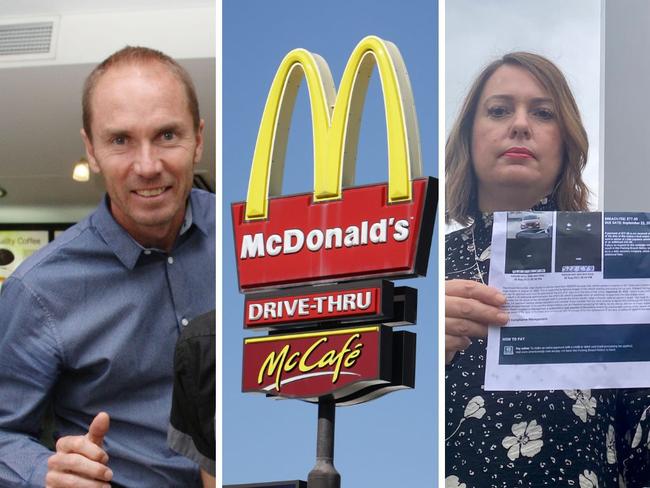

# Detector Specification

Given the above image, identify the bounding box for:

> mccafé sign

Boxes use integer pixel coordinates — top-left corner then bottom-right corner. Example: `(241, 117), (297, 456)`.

(242, 326), (391, 400)
(232, 35), (436, 291)
(236, 36), (435, 402)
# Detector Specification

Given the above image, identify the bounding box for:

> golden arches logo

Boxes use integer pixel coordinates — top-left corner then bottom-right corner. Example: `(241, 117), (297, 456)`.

(245, 35), (422, 220)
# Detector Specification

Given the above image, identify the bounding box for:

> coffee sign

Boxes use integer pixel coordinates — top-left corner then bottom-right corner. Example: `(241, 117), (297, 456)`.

(242, 326), (391, 400)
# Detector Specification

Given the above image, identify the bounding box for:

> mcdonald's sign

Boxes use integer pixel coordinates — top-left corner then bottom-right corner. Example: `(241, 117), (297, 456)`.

(232, 36), (437, 291)
(235, 38), (429, 483)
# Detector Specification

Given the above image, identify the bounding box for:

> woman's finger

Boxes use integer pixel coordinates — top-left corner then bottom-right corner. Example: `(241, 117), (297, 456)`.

(446, 279), (506, 307)
(446, 295), (509, 326)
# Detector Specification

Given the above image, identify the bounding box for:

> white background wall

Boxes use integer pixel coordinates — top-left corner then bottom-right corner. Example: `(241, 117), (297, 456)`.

(602, 0), (650, 211)
(445, 0), (602, 210)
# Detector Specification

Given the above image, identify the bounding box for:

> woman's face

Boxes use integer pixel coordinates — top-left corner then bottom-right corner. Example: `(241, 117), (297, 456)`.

(471, 64), (564, 210)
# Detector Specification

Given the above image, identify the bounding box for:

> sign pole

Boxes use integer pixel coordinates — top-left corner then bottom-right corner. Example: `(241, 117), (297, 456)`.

(307, 400), (340, 488)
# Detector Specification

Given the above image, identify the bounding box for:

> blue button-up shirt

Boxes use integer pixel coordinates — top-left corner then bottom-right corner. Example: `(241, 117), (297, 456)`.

(0, 189), (215, 487)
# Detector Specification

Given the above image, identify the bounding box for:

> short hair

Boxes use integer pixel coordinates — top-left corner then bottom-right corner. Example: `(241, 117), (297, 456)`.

(82, 46), (200, 139)
(446, 51), (590, 225)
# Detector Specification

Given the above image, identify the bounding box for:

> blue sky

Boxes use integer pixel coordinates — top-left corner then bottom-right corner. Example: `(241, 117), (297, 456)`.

(222, 1), (438, 486)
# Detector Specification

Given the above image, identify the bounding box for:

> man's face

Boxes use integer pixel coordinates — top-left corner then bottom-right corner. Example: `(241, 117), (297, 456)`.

(82, 62), (204, 244)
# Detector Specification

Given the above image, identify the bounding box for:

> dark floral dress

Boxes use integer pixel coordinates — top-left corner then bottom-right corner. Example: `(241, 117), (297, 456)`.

(618, 389), (650, 486)
(443, 200), (641, 488)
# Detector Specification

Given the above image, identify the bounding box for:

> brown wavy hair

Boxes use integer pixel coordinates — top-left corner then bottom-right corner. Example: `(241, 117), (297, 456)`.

(446, 52), (590, 225)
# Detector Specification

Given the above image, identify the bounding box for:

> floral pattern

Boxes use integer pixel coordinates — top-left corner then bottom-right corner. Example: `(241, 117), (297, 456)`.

(565, 389), (598, 423)
(447, 395), (487, 441)
(607, 425), (616, 465)
(445, 475), (467, 488)
(501, 420), (544, 461)
(619, 400), (650, 485)
(579, 469), (599, 488)
(464, 395), (486, 420)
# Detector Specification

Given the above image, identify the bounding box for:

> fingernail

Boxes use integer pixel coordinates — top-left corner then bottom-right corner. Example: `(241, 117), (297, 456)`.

(497, 312), (509, 323)
(496, 293), (506, 304)
(104, 468), (113, 480)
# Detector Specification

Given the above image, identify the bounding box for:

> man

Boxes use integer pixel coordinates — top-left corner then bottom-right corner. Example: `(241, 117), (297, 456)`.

(168, 310), (216, 488)
(0, 47), (214, 487)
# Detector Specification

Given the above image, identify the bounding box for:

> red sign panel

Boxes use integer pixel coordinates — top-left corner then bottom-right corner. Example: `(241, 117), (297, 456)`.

(244, 282), (389, 329)
(242, 326), (391, 400)
(232, 177), (436, 291)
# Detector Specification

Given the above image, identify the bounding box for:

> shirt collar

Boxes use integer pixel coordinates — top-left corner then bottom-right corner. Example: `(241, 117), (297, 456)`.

(93, 192), (203, 270)
(92, 196), (141, 269)
(186, 189), (210, 237)
(179, 202), (193, 235)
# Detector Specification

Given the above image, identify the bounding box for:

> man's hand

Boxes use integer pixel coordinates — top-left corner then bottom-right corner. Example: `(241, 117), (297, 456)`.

(201, 469), (216, 488)
(445, 279), (509, 364)
(45, 412), (113, 488)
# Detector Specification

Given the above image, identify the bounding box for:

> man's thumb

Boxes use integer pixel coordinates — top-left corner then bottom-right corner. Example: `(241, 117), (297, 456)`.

(87, 411), (110, 447)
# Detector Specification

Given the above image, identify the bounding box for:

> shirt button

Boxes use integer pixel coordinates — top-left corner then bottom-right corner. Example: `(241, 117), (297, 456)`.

(181, 318), (189, 327)
(167, 256), (174, 264)
(144, 250), (151, 255)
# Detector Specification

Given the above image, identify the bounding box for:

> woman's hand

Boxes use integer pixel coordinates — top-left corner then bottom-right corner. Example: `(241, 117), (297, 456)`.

(445, 279), (509, 364)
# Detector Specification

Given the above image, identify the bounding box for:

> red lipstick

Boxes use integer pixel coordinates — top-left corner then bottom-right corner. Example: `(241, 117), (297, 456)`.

(501, 147), (535, 159)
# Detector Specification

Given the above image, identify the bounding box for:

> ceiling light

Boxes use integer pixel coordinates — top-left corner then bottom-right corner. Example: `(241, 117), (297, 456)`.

(72, 158), (90, 182)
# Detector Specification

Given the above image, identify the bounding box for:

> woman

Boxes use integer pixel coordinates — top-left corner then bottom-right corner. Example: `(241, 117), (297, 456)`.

(444, 52), (620, 487)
